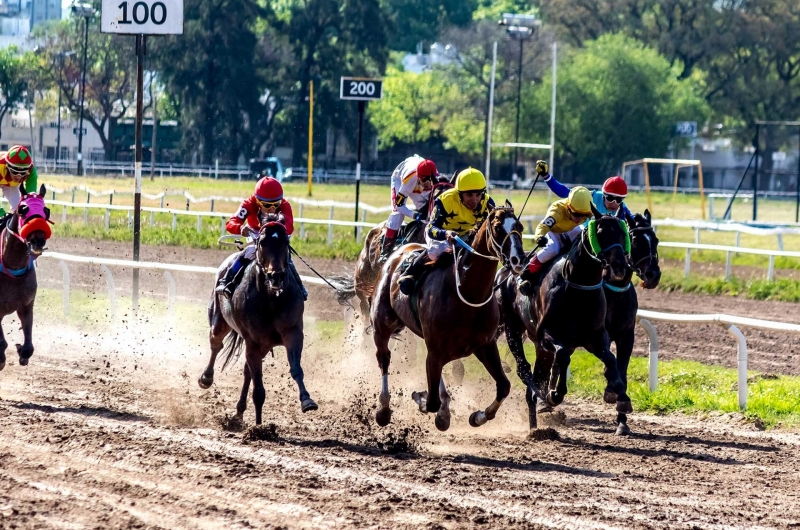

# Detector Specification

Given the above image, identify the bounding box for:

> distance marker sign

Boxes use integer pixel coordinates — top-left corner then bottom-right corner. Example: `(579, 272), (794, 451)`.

(340, 77), (383, 101)
(101, 0), (184, 34)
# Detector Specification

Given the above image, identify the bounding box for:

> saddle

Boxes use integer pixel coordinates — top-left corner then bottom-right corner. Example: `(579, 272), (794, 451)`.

(397, 249), (456, 294)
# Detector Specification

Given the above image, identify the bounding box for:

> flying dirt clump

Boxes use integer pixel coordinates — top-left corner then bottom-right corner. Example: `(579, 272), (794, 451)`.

(244, 423), (281, 442)
(218, 414), (246, 432)
(528, 427), (560, 442)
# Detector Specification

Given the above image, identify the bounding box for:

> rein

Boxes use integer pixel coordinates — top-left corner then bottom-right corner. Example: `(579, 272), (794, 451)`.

(628, 226), (658, 274)
(0, 225), (32, 278)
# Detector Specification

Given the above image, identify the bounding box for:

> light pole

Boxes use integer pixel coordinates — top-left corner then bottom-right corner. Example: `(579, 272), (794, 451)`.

(499, 13), (539, 181)
(71, 2), (94, 176)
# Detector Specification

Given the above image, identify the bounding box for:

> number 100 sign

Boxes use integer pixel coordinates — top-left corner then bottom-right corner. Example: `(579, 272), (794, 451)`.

(102, 0), (183, 34)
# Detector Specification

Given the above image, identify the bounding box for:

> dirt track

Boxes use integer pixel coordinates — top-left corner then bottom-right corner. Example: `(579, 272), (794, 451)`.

(2, 238), (800, 528)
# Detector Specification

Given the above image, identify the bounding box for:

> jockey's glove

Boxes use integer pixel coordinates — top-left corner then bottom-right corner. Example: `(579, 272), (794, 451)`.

(535, 160), (549, 177)
(536, 236), (549, 248)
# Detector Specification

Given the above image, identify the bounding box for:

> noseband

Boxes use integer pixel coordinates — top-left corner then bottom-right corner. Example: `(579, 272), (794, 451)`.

(629, 226), (658, 275)
(255, 222), (288, 291)
(486, 208), (522, 268)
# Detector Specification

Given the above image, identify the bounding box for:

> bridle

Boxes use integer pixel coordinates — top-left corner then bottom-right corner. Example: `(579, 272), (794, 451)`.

(486, 207), (523, 268)
(628, 225), (658, 276)
(255, 222), (288, 293)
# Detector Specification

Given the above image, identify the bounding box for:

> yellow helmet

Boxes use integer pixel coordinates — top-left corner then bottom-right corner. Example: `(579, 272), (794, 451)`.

(567, 186), (593, 215)
(455, 167), (486, 192)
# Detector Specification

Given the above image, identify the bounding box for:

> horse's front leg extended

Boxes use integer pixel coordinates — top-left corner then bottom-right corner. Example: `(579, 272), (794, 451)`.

(16, 302), (34, 366)
(235, 363), (252, 420)
(612, 331), (635, 434)
(540, 333), (572, 407)
(284, 329), (317, 413)
(504, 315), (539, 429)
(245, 344), (266, 425)
(199, 298), (230, 389)
(469, 342), (511, 428)
(587, 331), (628, 405)
(373, 327), (393, 427)
(0, 318), (7, 371)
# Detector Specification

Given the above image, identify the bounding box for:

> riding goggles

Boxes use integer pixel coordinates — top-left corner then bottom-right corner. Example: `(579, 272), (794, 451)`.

(603, 193), (625, 204)
(257, 199), (282, 209)
(7, 166), (30, 180)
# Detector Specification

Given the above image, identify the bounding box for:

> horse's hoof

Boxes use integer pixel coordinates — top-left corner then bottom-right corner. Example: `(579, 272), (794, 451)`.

(615, 422), (631, 436)
(18, 357), (29, 367)
(0, 361), (4, 372)
(301, 398), (318, 413)
(537, 397), (554, 414)
(451, 361), (465, 386)
(435, 412), (451, 432)
(616, 400), (633, 414)
(411, 390), (428, 412)
(468, 411), (487, 428)
(603, 390), (618, 404)
(375, 407), (392, 427)
(546, 391), (563, 407)
(198, 374), (213, 389)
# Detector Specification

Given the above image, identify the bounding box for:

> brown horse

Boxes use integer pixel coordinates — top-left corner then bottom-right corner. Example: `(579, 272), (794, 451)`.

(354, 181), (453, 320)
(370, 202), (525, 431)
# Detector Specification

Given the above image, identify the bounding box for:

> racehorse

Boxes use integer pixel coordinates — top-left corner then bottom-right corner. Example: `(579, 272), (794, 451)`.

(198, 214), (317, 425)
(354, 181), (453, 320)
(371, 202), (525, 431)
(0, 184), (51, 371)
(497, 205), (630, 432)
(603, 209), (660, 434)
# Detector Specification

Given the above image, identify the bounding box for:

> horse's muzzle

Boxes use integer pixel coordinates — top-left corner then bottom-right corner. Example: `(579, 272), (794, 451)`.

(641, 268), (661, 289)
(267, 270), (286, 291)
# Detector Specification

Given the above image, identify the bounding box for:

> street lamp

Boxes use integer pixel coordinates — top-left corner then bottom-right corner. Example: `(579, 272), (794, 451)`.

(499, 13), (540, 181)
(71, 2), (94, 176)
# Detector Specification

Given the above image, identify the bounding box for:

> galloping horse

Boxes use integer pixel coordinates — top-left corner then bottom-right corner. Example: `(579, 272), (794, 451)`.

(498, 205), (630, 432)
(603, 209), (660, 434)
(0, 184), (51, 371)
(371, 203), (525, 431)
(198, 214), (317, 425)
(354, 181), (453, 319)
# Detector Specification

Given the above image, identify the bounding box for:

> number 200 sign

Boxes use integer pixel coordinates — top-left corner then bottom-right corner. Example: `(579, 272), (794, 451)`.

(340, 77), (383, 101)
(101, 0), (184, 35)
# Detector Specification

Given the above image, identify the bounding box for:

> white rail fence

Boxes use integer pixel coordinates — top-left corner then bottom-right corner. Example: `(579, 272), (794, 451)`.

(660, 242), (800, 281)
(636, 310), (800, 409)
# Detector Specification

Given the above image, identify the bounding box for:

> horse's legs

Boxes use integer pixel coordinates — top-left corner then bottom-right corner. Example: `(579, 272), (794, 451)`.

(613, 331), (635, 435)
(434, 377), (451, 432)
(245, 344), (266, 425)
(284, 328), (317, 413)
(587, 331), (628, 405)
(468, 342), (511, 428)
(235, 363), (252, 420)
(373, 325), (394, 427)
(504, 314), (538, 428)
(15, 302), (34, 366)
(0, 319), (7, 371)
(199, 299), (231, 389)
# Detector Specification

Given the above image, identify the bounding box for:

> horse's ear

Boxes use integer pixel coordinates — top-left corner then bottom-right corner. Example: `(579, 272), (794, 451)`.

(590, 202), (602, 220)
(504, 199), (513, 209)
(644, 209), (652, 224)
(18, 182), (25, 196)
(39, 184), (46, 197)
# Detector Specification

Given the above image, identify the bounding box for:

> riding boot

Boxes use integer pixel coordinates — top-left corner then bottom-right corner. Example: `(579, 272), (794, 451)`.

(518, 255), (544, 297)
(397, 251), (429, 296)
(288, 261), (308, 301)
(379, 234), (397, 263)
(215, 254), (250, 299)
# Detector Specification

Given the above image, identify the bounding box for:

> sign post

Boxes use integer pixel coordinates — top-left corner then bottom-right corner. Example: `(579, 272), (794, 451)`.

(102, 0), (183, 311)
(340, 77), (382, 239)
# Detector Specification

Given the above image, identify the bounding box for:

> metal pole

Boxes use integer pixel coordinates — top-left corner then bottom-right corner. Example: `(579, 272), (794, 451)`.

(56, 54), (63, 166)
(549, 42), (557, 172)
(514, 38), (523, 179)
(753, 123), (760, 221)
(354, 100), (364, 239)
(132, 35), (145, 312)
(77, 15), (89, 177)
(796, 127), (799, 223)
(484, 41), (497, 182)
(150, 83), (157, 181)
(308, 80), (314, 196)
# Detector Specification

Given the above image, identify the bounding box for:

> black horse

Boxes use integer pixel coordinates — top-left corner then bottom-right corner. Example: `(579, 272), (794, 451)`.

(603, 209), (660, 435)
(198, 214), (317, 425)
(498, 205), (630, 432)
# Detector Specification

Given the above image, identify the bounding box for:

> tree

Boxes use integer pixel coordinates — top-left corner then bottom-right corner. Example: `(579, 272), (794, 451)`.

(384, 0), (477, 52)
(33, 19), (135, 160)
(520, 33), (709, 182)
(0, 46), (27, 142)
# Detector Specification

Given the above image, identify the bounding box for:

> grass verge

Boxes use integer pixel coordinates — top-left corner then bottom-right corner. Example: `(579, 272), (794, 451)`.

(657, 270), (800, 303)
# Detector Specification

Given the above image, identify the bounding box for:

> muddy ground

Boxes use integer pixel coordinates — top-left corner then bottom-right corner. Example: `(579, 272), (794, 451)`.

(1, 237), (800, 528)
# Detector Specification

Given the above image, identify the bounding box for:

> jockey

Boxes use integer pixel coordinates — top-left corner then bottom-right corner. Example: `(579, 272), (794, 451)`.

(0, 145), (39, 217)
(538, 160), (632, 221)
(380, 155), (439, 262)
(215, 176), (307, 300)
(517, 184), (594, 296)
(397, 167), (494, 295)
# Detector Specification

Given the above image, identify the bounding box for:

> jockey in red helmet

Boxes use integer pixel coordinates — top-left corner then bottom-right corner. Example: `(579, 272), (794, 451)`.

(0, 145), (39, 217)
(380, 155), (438, 262)
(215, 176), (307, 300)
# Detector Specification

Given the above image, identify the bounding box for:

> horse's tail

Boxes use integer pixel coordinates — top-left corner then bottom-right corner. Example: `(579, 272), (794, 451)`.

(220, 330), (246, 371)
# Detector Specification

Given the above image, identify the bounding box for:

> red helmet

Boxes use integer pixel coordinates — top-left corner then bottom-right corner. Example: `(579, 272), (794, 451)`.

(255, 177), (284, 202)
(602, 176), (627, 197)
(417, 159), (438, 181)
(5, 145), (33, 181)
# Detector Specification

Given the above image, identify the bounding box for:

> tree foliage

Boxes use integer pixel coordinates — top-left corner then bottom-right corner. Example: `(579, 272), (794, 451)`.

(0, 46), (27, 141)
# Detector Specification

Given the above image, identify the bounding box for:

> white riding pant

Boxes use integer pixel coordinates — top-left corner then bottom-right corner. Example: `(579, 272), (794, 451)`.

(386, 207), (412, 231)
(536, 226), (583, 263)
(2, 185), (21, 212)
(424, 230), (452, 260)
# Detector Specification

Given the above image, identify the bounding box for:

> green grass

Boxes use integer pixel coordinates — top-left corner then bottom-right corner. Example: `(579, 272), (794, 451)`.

(657, 270), (800, 303)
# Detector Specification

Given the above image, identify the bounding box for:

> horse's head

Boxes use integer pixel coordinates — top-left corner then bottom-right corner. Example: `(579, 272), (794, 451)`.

(588, 203), (629, 282)
(487, 200), (525, 274)
(256, 213), (289, 293)
(11, 184), (51, 256)
(627, 209), (661, 289)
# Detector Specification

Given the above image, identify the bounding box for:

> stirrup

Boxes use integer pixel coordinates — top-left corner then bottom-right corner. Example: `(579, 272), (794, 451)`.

(397, 274), (415, 295)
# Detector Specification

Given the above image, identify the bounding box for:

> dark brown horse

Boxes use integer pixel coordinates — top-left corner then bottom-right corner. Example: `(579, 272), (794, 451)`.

(371, 202), (525, 431)
(498, 205), (630, 433)
(198, 214), (317, 424)
(354, 181), (453, 320)
(0, 184), (51, 371)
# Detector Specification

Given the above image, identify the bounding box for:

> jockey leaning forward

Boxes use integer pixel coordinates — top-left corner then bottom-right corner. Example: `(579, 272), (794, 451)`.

(540, 161), (632, 221)
(397, 167), (494, 295)
(215, 176), (308, 300)
(380, 155), (439, 262)
(0, 145), (39, 217)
